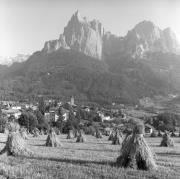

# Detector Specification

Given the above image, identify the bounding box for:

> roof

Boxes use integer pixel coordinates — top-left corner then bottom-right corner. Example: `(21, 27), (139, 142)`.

(2, 109), (21, 114)
(145, 124), (155, 130)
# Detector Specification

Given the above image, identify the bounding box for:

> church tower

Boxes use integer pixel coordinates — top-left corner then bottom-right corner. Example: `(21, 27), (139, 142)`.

(70, 96), (75, 106)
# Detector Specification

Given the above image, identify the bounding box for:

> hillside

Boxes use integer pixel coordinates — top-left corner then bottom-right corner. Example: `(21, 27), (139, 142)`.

(1, 48), (180, 104)
(1, 11), (180, 104)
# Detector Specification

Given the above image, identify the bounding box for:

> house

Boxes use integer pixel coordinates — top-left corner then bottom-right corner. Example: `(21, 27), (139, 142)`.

(2, 108), (21, 119)
(145, 124), (155, 134)
(98, 111), (113, 122)
(12, 106), (21, 110)
(82, 106), (91, 112)
(44, 112), (51, 123)
(70, 96), (75, 106)
(61, 108), (69, 121)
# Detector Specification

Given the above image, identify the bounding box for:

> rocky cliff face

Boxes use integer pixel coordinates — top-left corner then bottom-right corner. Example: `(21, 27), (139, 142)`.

(123, 21), (180, 58)
(43, 11), (105, 59)
(42, 11), (180, 60)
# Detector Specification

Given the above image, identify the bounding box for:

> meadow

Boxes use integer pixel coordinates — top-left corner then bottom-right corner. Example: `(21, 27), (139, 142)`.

(0, 133), (179, 179)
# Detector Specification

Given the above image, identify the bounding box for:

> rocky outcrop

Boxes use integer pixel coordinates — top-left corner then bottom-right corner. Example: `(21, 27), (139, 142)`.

(43, 35), (69, 53)
(42, 12), (180, 60)
(123, 21), (180, 58)
(43, 11), (105, 59)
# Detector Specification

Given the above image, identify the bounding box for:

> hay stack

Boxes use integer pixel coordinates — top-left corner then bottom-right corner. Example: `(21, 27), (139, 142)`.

(67, 130), (74, 139)
(55, 128), (61, 135)
(76, 130), (85, 143)
(39, 130), (44, 135)
(32, 128), (39, 137)
(104, 128), (111, 136)
(7, 122), (20, 132)
(160, 132), (174, 147)
(112, 131), (123, 145)
(92, 131), (96, 137)
(95, 129), (102, 138)
(74, 129), (79, 138)
(0, 132), (33, 156)
(171, 131), (177, 137)
(20, 128), (28, 140)
(116, 124), (157, 170)
(157, 130), (162, 137)
(108, 130), (115, 141)
(46, 129), (61, 147)
(121, 133), (131, 148)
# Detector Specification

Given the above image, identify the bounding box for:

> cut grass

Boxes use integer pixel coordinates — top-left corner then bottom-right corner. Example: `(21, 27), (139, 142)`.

(0, 134), (179, 178)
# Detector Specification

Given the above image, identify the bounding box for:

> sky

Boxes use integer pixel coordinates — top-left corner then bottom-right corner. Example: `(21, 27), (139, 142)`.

(0, 0), (180, 57)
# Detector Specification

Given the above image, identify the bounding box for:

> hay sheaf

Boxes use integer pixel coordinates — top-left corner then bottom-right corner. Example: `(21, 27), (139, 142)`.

(46, 129), (61, 147)
(0, 132), (34, 157)
(19, 128), (28, 140)
(108, 130), (115, 141)
(157, 130), (163, 137)
(116, 124), (157, 170)
(171, 132), (177, 137)
(74, 129), (79, 138)
(6, 122), (20, 133)
(76, 131), (85, 143)
(160, 133), (174, 147)
(95, 130), (102, 138)
(112, 131), (123, 145)
(67, 130), (74, 139)
(32, 128), (40, 137)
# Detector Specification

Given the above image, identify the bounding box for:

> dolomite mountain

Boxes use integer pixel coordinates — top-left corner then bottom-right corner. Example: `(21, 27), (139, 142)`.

(42, 11), (180, 60)
(43, 11), (105, 59)
(1, 11), (180, 104)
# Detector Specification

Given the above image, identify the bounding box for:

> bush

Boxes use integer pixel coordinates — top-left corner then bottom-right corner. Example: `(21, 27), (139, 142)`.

(0, 117), (7, 133)
(83, 126), (96, 135)
(18, 112), (38, 133)
(157, 112), (180, 132)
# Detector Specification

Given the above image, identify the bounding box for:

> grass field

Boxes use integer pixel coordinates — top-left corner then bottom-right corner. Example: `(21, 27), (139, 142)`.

(0, 134), (179, 179)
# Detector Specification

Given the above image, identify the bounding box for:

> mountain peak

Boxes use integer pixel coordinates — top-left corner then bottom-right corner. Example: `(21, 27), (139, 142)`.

(71, 10), (88, 23)
(133, 20), (160, 36)
(74, 10), (81, 18)
(42, 12), (180, 59)
(135, 20), (155, 28)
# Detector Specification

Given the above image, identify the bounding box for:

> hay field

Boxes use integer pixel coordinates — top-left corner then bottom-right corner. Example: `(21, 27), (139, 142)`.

(0, 134), (179, 179)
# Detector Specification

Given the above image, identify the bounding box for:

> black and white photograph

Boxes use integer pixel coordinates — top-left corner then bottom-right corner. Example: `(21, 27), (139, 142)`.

(0, 0), (180, 178)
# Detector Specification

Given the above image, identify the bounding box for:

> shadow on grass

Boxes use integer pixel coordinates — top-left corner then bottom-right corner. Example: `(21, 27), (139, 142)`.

(22, 155), (116, 167)
(29, 144), (45, 147)
(61, 140), (76, 143)
(151, 144), (161, 147)
(77, 141), (111, 145)
(60, 140), (111, 145)
(61, 147), (117, 152)
(157, 152), (180, 156)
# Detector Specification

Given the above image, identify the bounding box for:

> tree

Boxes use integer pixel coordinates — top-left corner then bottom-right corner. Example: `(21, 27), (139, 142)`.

(18, 112), (38, 133)
(54, 100), (58, 107)
(0, 117), (7, 133)
(35, 110), (49, 131)
(38, 97), (45, 115)
(28, 112), (38, 132)
(18, 113), (29, 129)
(157, 112), (180, 132)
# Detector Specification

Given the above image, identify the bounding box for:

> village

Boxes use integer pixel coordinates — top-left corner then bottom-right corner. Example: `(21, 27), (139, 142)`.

(1, 95), (178, 137)
(0, 95), (179, 178)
